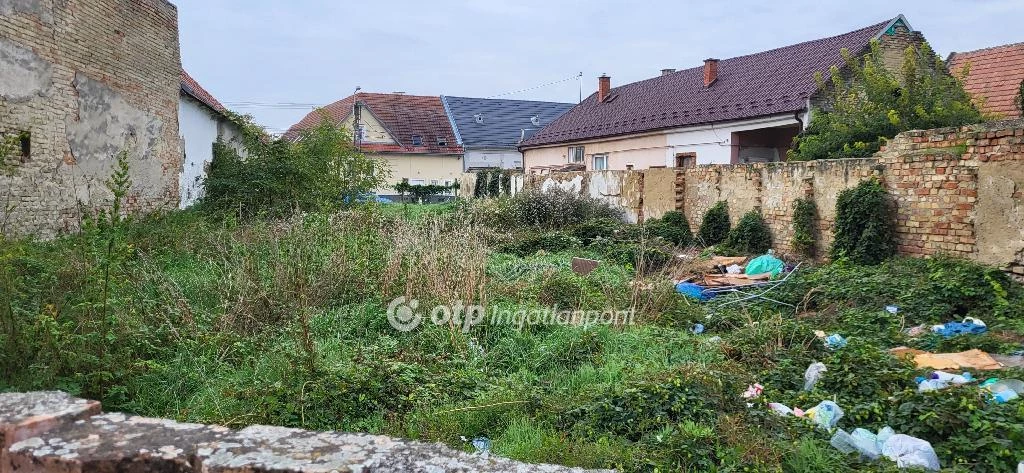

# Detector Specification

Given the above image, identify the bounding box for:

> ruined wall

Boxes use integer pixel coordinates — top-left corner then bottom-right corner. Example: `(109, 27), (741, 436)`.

(522, 121), (1024, 276)
(0, 391), (600, 473)
(0, 0), (182, 237)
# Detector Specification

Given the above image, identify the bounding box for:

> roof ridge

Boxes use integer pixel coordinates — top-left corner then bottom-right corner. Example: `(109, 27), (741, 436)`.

(949, 41), (1024, 59)
(443, 95), (576, 106)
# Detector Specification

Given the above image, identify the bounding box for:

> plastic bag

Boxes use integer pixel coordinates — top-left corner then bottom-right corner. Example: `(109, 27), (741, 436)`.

(804, 362), (827, 391)
(831, 426), (895, 460)
(805, 400), (844, 431)
(745, 253), (785, 278)
(726, 264), (742, 274)
(881, 434), (940, 471)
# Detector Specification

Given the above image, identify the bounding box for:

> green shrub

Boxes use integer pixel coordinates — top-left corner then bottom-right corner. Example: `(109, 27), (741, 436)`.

(698, 201), (731, 246)
(646, 211), (693, 247)
(791, 198), (818, 259)
(202, 114), (389, 219)
(501, 232), (581, 256)
(721, 210), (772, 255)
(831, 178), (896, 265)
(483, 188), (623, 231)
(571, 218), (624, 244)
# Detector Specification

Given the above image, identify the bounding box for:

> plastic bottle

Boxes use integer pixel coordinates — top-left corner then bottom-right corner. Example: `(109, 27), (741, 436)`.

(931, 371), (972, 385)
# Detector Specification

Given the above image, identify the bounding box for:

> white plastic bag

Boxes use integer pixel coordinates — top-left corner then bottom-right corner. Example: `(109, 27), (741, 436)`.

(804, 362), (827, 391)
(881, 434), (940, 471)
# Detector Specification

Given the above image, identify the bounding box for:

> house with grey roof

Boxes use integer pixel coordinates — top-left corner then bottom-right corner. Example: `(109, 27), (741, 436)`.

(441, 96), (574, 171)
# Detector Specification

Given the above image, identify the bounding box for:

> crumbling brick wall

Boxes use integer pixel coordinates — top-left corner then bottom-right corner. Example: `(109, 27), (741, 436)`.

(0, 0), (182, 238)
(527, 121), (1024, 277)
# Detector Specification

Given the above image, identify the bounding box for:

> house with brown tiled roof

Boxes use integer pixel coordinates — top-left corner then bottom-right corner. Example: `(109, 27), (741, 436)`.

(948, 43), (1024, 120)
(521, 15), (925, 172)
(179, 70), (245, 208)
(285, 92), (464, 199)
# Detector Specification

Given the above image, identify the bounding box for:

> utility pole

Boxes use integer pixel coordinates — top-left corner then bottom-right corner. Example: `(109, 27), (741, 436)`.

(352, 86), (362, 151)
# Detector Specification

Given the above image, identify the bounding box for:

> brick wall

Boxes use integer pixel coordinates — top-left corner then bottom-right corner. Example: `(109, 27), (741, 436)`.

(526, 121), (1024, 277)
(0, 0), (182, 238)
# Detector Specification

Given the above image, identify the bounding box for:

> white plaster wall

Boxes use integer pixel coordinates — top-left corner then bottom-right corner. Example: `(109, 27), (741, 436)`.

(463, 149), (523, 170)
(178, 95), (220, 208)
(664, 114), (806, 165)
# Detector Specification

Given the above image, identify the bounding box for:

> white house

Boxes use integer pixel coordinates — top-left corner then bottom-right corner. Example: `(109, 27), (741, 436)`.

(178, 70), (245, 208)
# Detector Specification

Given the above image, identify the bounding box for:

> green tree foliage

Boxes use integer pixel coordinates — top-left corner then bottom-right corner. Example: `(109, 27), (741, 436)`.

(393, 179), (458, 203)
(698, 201), (730, 245)
(791, 198), (818, 258)
(721, 210), (772, 255)
(202, 113), (390, 218)
(831, 178), (896, 264)
(790, 40), (982, 161)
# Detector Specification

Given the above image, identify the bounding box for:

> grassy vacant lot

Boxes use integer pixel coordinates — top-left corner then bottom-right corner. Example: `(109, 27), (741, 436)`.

(1, 195), (1022, 472)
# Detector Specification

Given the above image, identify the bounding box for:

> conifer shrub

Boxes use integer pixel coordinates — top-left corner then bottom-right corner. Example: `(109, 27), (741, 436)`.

(831, 178), (896, 265)
(791, 198), (818, 258)
(721, 210), (772, 255)
(647, 210), (693, 247)
(698, 201), (731, 246)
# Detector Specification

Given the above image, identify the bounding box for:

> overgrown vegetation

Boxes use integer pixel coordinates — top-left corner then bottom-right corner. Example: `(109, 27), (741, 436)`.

(698, 201), (730, 245)
(394, 179), (459, 203)
(790, 40), (983, 161)
(721, 209), (772, 255)
(645, 210), (693, 247)
(791, 198), (818, 259)
(201, 113), (389, 218)
(831, 178), (897, 265)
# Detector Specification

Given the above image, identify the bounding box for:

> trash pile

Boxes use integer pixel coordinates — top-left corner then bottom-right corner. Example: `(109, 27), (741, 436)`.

(674, 251), (793, 301)
(830, 427), (941, 471)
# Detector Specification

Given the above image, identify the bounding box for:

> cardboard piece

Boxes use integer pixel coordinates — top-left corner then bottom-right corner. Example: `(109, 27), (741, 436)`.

(890, 347), (1004, 370)
(571, 257), (600, 276)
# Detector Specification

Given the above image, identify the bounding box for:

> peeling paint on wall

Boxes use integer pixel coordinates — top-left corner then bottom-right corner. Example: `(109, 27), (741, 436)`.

(0, 37), (52, 101)
(66, 74), (165, 191)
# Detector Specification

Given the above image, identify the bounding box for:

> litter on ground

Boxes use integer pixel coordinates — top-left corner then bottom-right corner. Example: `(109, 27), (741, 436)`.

(889, 347), (1004, 370)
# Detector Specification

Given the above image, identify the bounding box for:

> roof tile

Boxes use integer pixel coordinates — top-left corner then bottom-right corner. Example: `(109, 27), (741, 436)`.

(949, 42), (1024, 119)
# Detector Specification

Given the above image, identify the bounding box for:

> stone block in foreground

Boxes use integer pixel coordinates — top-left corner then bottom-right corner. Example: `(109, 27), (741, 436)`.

(8, 413), (230, 473)
(0, 392), (100, 473)
(196, 425), (606, 473)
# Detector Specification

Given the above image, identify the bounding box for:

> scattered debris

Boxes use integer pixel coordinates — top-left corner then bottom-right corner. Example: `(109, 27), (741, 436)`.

(691, 323), (705, 334)
(885, 305), (899, 314)
(804, 362), (827, 391)
(741, 383), (763, 399)
(980, 378), (1024, 403)
(890, 347), (1004, 370)
(916, 371), (973, 392)
(471, 436), (491, 454)
(726, 264), (743, 274)
(805, 400), (844, 431)
(931, 317), (987, 338)
(831, 427), (941, 470)
(824, 334), (847, 350)
(745, 251), (785, 278)
(571, 257), (600, 276)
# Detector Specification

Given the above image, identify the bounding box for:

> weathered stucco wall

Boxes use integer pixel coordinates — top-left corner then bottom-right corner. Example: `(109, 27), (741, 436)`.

(520, 121), (1024, 277)
(0, 0), (182, 237)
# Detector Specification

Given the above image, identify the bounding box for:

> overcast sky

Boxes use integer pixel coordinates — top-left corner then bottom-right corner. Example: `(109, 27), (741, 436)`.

(173, 0), (1023, 134)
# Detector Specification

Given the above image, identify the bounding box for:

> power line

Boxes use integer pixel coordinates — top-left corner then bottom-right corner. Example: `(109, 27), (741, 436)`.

(486, 73), (583, 99)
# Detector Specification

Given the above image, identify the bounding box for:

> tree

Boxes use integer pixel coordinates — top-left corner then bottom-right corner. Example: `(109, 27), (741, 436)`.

(790, 40), (982, 161)
(202, 112), (390, 218)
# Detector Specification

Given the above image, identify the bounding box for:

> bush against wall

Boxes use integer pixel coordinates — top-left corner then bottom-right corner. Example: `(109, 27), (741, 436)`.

(831, 178), (897, 265)
(791, 198), (818, 258)
(646, 210), (693, 247)
(721, 210), (772, 255)
(473, 168), (516, 198)
(790, 41), (982, 161)
(394, 179), (458, 203)
(202, 113), (390, 218)
(479, 187), (623, 230)
(698, 201), (730, 246)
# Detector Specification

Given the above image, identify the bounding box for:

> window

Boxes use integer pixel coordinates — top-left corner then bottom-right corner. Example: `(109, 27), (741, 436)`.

(675, 152), (696, 168)
(410, 179), (425, 185)
(411, 135), (423, 146)
(436, 136), (447, 146)
(593, 154), (608, 170)
(567, 145), (584, 163)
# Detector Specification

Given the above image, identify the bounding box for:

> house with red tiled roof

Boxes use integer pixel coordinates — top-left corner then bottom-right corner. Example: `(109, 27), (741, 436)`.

(948, 43), (1024, 120)
(285, 92), (464, 199)
(179, 70), (245, 208)
(521, 15), (925, 171)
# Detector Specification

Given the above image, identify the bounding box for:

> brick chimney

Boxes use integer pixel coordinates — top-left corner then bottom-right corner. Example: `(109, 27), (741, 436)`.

(703, 58), (719, 87)
(598, 74), (610, 102)
(661, 68), (676, 76)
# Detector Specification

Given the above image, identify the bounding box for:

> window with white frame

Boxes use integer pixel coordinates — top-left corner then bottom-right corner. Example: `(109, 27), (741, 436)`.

(593, 154), (608, 170)
(567, 146), (585, 163)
